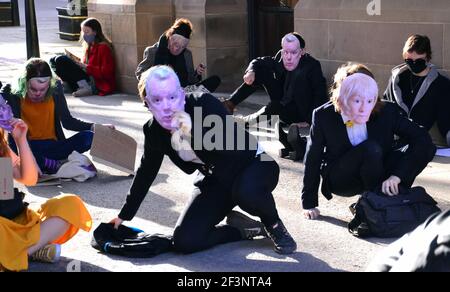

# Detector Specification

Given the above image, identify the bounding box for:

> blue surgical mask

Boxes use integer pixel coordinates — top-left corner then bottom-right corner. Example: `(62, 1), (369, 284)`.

(83, 33), (96, 44)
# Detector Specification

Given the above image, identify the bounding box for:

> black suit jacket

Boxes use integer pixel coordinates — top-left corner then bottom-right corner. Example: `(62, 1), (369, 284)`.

(301, 101), (436, 210)
(247, 52), (327, 124)
(119, 93), (259, 220)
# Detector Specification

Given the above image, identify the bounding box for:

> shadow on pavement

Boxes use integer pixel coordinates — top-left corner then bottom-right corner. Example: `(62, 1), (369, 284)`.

(28, 257), (110, 272)
(88, 238), (344, 272)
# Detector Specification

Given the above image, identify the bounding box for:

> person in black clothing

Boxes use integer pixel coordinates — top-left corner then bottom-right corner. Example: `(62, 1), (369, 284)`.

(384, 34), (450, 147)
(110, 65), (297, 255)
(302, 71), (436, 220)
(135, 18), (221, 93)
(223, 32), (328, 161)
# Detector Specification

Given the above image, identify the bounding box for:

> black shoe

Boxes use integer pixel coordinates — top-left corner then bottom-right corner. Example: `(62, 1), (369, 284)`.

(226, 210), (268, 240)
(278, 148), (290, 158)
(287, 125), (306, 161)
(265, 220), (297, 254)
(349, 203), (357, 216)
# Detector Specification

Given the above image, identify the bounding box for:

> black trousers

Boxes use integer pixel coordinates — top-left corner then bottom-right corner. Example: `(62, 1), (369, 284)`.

(229, 70), (302, 149)
(326, 140), (431, 197)
(195, 75), (221, 93)
(50, 55), (90, 91)
(173, 157), (280, 254)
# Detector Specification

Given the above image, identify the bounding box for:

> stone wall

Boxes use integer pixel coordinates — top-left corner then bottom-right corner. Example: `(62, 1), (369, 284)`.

(88, 0), (174, 94)
(174, 0), (248, 91)
(88, 0), (248, 94)
(294, 0), (450, 92)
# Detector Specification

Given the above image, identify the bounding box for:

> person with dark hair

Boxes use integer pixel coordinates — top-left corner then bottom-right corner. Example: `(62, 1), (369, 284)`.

(51, 17), (116, 97)
(0, 58), (114, 174)
(0, 94), (92, 272)
(109, 65), (297, 255)
(136, 18), (221, 93)
(301, 70), (436, 220)
(384, 34), (450, 147)
(222, 32), (328, 161)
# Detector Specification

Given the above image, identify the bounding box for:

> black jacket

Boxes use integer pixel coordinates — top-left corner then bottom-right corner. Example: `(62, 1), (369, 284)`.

(247, 51), (328, 124)
(0, 82), (93, 141)
(118, 93), (259, 220)
(384, 64), (450, 137)
(301, 101), (436, 210)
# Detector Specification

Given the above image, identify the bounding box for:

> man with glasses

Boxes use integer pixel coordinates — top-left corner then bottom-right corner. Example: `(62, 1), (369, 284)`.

(384, 34), (450, 147)
(222, 33), (328, 161)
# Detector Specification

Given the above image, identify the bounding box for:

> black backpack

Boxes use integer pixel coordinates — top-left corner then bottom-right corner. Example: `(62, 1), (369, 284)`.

(91, 223), (173, 258)
(348, 186), (441, 238)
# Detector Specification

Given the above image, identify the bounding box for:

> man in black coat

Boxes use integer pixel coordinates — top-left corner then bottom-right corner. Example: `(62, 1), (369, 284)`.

(223, 32), (328, 160)
(110, 65), (297, 255)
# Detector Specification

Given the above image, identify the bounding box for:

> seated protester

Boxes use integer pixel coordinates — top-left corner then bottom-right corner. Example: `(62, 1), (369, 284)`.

(51, 17), (116, 97)
(135, 18), (221, 93)
(109, 65), (297, 255)
(301, 72), (436, 220)
(384, 34), (450, 147)
(1, 58), (114, 174)
(0, 99), (92, 272)
(222, 33), (328, 161)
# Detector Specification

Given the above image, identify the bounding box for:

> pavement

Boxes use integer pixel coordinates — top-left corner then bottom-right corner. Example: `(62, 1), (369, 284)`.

(1, 0), (450, 272)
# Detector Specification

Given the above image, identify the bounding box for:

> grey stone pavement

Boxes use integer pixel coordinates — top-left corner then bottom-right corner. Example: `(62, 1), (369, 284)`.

(1, 0), (450, 272)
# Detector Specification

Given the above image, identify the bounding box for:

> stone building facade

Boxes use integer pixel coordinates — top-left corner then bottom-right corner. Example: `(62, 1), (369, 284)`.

(88, 0), (450, 97)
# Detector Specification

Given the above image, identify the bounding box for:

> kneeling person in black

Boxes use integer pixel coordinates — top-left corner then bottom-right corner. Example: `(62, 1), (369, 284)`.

(302, 72), (436, 220)
(110, 65), (296, 255)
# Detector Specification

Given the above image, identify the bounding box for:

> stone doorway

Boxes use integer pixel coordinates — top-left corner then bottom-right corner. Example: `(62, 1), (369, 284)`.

(248, 0), (297, 60)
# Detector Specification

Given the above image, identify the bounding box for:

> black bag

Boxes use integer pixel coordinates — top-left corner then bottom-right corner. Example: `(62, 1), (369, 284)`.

(91, 223), (173, 258)
(0, 189), (28, 220)
(348, 186), (441, 238)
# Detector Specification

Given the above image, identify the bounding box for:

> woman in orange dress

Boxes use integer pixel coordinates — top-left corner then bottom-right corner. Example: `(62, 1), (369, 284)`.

(0, 94), (92, 272)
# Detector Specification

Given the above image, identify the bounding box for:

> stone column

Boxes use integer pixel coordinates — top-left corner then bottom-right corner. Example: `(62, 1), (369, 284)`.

(174, 0), (248, 91)
(294, 0), (450, 91)
(88, 0), (174, 94)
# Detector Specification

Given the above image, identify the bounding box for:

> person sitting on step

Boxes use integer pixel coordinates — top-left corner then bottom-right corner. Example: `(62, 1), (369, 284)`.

(51, 17), (116, 97)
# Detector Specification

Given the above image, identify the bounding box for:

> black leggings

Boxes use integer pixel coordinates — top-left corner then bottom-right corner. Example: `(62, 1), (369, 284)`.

(326, 140), (431, 197)
(50, 55), (90, 91)
(173, 157), (280, 254)
(196, 75), (221, 93)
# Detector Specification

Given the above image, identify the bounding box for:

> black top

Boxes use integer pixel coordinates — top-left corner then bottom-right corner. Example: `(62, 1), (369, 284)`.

(301, 101), (436, 210)
(118, 93), (259, 220)
(247, 52), (328, 124)
(397, 70), (426, 111)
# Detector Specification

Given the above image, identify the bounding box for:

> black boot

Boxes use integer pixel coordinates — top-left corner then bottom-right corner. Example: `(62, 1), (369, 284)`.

(226, 210), (268, 240)
(287, 125), (307, 162)
(265, 220), (297, 254)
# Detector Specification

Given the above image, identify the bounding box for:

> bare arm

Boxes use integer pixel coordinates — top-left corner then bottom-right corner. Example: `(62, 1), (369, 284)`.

(9, 118), (38, 186)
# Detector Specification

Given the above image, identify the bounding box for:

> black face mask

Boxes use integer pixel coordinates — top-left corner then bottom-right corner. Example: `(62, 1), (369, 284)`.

(405, 58), (428, 74)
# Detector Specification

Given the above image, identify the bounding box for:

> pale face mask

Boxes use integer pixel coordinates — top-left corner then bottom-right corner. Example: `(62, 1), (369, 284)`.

(145, 77), (186, 131)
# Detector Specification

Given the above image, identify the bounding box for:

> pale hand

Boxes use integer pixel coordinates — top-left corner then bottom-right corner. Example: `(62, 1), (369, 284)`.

(109, 217), (124, 230)
(382, 175), (401, 196)
(10, 118), (28, 141)
(196, 64), (206, 75)
(303, 208), (320, 220)
(243, 71), (255, 85)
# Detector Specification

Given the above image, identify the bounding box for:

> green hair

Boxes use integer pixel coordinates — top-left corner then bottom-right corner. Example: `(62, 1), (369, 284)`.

(12, 58), (58, 100)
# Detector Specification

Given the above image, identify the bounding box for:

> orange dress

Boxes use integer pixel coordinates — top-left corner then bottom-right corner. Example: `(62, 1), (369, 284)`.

(0, 194), (92, 271)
